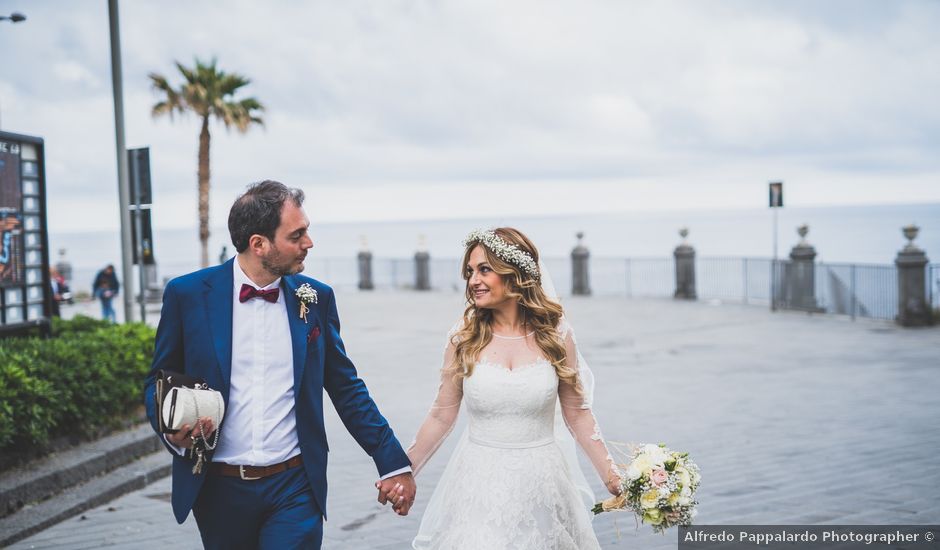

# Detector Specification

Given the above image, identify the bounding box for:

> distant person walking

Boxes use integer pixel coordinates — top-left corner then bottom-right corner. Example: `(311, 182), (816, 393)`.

(49, 267), (65, 318)
(92, 264), (119, 322)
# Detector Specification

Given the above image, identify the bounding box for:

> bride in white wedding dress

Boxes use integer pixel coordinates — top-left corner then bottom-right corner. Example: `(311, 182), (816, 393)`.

(403, 228), (623, 550)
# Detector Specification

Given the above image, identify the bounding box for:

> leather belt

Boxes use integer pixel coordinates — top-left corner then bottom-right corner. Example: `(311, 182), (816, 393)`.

(208, 455), (304, 481)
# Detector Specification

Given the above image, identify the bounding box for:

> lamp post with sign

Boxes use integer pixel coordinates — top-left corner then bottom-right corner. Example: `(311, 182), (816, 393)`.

(0, 12), (27, 131)
(128, 147), (156, 322)
(769, 182), (783, 311)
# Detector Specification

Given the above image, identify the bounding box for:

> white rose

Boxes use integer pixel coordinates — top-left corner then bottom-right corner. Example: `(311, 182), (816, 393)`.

(626, 465), (641, 480)
(643, 445), (668, 466)
(676, 468), (691, 488)
(627, 455), (653, 480)
(640, 490), (660, 510)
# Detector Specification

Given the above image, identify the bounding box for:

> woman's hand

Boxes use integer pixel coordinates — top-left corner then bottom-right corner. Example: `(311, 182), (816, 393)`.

(605, 470), (624, 496)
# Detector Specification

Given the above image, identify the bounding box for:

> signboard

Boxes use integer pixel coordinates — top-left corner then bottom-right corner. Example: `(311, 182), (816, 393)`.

(127, 147), (155, 266)
(130, 208), (155, 265)
(769, 182), (783, 208)
(128, 147), (151, 205)
(0, 131), (50, 333)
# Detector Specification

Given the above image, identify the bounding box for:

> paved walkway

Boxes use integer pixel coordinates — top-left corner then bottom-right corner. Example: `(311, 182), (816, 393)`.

(12, 292), (940, 548)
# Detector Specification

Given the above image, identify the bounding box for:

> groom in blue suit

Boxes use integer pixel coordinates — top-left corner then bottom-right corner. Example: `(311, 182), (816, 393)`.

(144, 180), (416, 548)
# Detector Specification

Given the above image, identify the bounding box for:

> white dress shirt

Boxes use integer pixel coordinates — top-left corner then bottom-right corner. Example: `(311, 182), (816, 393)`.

(209, 259), (301, 466)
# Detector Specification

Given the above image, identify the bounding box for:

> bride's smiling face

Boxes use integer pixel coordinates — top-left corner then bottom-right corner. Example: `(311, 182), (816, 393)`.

(466, 245), (509, 309)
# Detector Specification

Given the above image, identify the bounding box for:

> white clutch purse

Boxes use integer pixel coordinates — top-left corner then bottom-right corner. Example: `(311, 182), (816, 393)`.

(161, 386), (226, 433)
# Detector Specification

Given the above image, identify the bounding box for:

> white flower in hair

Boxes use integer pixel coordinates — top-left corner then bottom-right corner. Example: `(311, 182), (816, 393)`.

(462, 229), (540, 280)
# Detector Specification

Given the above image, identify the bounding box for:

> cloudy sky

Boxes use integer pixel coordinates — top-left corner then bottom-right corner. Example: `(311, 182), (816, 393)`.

(1, 0), (938, 233)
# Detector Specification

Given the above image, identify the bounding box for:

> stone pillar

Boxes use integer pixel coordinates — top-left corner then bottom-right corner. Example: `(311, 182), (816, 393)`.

(357, 236), (374, 290)
(673, 227), (696, 300)
(414, 235), (431, 291)
(786, 224), (821, 311)
(895, 224), (931, 327)
(571, 232), (591, 296)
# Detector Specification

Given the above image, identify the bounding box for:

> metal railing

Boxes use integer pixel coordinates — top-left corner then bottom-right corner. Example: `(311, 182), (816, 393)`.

(157, 256), (938, 322)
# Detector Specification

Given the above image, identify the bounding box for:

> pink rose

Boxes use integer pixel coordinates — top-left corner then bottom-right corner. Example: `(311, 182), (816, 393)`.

(650, 469), (668, 486)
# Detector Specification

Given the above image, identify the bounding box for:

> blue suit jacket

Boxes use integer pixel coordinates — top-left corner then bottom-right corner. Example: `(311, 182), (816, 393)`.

(143, 259), (410, 524)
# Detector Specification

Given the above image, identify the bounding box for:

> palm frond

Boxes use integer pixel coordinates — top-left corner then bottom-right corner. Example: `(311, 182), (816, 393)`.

(148, 72), (184, 119)
(175, 60), (197, 85)
(150, 58), (264, 131)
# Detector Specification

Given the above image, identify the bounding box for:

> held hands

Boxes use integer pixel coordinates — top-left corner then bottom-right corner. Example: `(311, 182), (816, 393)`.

(165, 417), (216, 449)
(375, 472), (416, 516)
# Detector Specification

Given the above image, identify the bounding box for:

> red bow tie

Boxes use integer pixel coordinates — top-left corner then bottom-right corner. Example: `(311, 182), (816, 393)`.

(239, 284), (280, 303)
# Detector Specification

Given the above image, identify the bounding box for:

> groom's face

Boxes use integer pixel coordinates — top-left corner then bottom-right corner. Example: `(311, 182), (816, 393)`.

(260, 201), (313, 277)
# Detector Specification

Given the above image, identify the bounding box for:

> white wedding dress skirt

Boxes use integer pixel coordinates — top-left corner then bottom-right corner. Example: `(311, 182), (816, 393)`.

(413, 360), (601, 550)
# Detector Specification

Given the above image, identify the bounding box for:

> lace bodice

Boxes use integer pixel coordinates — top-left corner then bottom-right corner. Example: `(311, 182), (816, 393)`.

(465, 358), (558, 448)
(407, 320), (620, 493)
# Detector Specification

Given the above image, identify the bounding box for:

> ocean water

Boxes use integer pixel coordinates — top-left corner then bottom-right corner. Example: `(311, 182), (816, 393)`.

(52, 203), (939, 292)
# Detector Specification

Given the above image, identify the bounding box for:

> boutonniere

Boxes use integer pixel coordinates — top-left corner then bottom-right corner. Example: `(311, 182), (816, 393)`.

(295, 283), (318, 323)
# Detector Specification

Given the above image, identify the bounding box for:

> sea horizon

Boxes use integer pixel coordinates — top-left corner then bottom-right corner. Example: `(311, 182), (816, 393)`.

(53, 202), (939, 290)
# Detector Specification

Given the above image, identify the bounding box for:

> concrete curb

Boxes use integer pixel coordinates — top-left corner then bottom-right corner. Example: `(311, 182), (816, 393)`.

(0, 423), (160, 519)
(0, 451), (171, 547)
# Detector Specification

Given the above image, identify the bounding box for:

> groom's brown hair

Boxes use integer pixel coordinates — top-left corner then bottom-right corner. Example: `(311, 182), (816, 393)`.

(228, 180), (305, 253)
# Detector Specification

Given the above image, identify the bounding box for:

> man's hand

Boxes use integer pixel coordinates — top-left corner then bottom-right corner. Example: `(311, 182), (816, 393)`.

(165, 417), (216, 449)
(374, 472), (416, 516)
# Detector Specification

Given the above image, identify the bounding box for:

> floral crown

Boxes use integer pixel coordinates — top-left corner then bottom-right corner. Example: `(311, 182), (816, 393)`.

(462, 229), (541, 280)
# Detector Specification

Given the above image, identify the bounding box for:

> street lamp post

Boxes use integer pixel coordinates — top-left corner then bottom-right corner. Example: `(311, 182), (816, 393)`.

(0, 12), (26, 130)
(108, 0), (135, 323)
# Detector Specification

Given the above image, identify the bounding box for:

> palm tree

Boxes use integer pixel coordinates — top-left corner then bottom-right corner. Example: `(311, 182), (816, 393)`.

(149, 58), (264, 268)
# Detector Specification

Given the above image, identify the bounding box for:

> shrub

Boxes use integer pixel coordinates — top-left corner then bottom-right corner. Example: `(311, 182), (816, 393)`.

(0, 316), (155, 452)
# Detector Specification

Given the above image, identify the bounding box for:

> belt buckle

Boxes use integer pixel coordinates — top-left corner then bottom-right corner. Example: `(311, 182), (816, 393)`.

(239, 465), (261, 481)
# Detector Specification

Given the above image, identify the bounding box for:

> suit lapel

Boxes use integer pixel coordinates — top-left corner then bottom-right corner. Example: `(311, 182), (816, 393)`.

(282, 276), (315, 394)
(204, 259), (234, 392)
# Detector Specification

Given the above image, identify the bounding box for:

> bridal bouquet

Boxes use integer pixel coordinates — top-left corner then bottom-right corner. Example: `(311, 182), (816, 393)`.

(592, 443), (700, 533)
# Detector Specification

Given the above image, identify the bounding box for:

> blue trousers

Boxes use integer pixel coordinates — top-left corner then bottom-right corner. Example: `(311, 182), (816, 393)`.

(99, 296), (116, 322)
(192, 465), (323, 549)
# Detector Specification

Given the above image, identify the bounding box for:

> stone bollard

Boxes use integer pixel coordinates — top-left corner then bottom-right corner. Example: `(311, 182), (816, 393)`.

(673, 227), (696, 300)
(414, 235), (431, 291)
(357, 236), (374, 290)
(571, 232), (591, 296)
(786, 224), (822, 311)
(895, 224), (932, 327)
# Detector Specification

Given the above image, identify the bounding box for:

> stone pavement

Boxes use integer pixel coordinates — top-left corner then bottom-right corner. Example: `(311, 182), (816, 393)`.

(11, 291), (940, 549)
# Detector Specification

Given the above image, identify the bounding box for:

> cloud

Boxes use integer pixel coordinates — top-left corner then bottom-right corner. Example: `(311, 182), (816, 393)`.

(0, 0), (937, 232)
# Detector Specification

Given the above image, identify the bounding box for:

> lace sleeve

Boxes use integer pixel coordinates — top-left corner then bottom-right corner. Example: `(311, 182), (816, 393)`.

(406, 333), (463, 477)
(557, 323), (623, 495)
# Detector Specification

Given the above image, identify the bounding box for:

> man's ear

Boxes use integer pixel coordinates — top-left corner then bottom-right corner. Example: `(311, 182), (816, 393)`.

(248, 234), (269, 256)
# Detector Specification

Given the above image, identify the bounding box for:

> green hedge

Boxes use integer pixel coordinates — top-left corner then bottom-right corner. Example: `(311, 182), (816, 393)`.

(0, 315), (155, 452)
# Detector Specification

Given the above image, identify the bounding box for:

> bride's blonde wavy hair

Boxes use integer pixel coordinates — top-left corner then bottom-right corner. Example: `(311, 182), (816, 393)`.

(450, 227), (580, 391)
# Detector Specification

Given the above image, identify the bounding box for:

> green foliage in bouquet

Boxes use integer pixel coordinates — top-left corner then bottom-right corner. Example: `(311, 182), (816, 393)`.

(0, 316), (155, 453)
